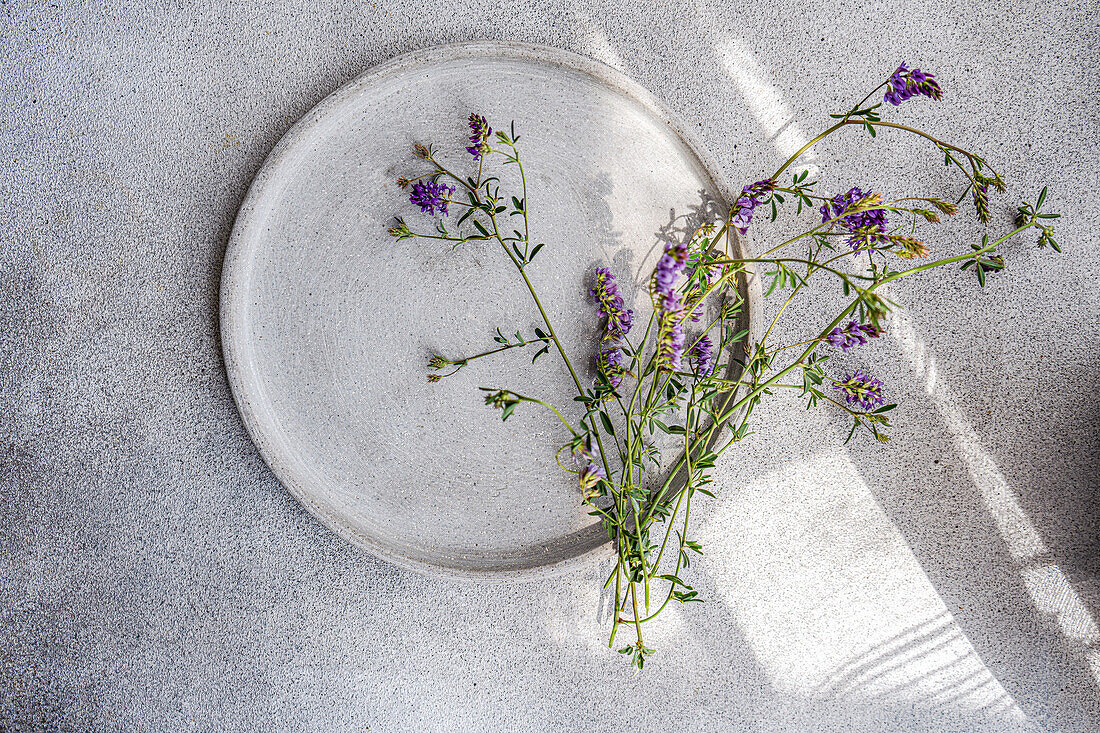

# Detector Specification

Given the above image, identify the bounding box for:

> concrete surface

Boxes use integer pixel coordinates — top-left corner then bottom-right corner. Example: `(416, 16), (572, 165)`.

(2, 1), (1098, 731)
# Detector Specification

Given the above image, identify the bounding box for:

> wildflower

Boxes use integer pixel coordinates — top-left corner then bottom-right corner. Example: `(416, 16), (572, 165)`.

(595, 345), (629, 388)
(652, 242), (689, 370)
(884, 64), (942, 106)
(824, 321), (883, 352)
(928, 198), (958, 216)
(413, 143), (431, 160)
(729, 179), (777, 235)
(409, 179), (455, 216)
(656, 291), (686, 371)
(689, 334), (714, 374)
(973, 182), (990, 223)
(465, 113), (493, 160)
(884, 234), (929, 259)
(428, 354), (452, 370)
(591, 267), (634, 340)
(590, 267), (634, 388)
(821, 187), (889, 251)
(833, 371), (886, 411)
(682, 287), (704, 323)
(387, 218), (413, 239)
(573, 438), (606, 495)
(653, 241), (688, 298)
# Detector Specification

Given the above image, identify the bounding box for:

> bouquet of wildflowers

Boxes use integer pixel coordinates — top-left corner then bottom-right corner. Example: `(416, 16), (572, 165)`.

(389, 64), (1060, 668)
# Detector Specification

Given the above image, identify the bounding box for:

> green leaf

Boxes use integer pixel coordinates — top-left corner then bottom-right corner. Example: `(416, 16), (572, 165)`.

(529, 242), (545, 261)
(599, 411), (615, 435)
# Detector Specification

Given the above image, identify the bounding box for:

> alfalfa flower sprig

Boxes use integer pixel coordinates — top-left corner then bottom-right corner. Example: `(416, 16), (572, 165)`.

(387, 61), (1060, 670)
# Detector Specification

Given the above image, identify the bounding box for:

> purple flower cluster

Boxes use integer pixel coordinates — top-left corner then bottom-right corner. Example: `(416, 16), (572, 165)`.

(409, 179), (455, 216)
(590, 268), (634, 387)
(833, 371), (886, 411)
(884, 64), (942, 106)
(689, 334), (714, 375)
(820, 187), (889, 251)
(595, 346), (628, 387)
(654, 242), (689, 370)
(730, 179), (777, 235)
(825, 321), (884, 352)
(573, 438), (606, 494)
(654, 241), (688, 296)
(591, 268), (634, 339)
(466, 113), (492, 160)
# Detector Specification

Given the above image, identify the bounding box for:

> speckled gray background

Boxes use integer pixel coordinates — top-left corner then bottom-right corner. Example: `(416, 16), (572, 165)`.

(2, 1), (1099, 731)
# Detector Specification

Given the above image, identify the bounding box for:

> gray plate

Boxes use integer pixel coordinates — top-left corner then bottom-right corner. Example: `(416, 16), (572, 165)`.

(221, 42), (757, 579)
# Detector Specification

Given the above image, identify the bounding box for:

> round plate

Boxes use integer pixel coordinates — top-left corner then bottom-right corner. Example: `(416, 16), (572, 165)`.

(221, 42), (754, 578)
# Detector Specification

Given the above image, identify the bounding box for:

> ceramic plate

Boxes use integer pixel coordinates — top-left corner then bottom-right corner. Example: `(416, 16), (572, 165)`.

(221, 42), (756, 578)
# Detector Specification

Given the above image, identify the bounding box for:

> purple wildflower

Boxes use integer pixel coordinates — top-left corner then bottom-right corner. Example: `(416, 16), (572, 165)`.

(466, 113), (492, 160)
(409, 179), (455, 216)
(596, 345), (628, 388)
(820, 187), (889, 251)
(591, 267), (634, 340)
(729, 178), (777, 235)
(653, 242), (689, 371)
(590, 267), (634, 388)
(884, 64), (942, 106)
(656, 291), (686, 371)
(689, 334), (714, 375)
(573, 438), (606, 495)
(833, 371), (886, 411)
(653, 241), (688, 297)
(825, 321), (884, 352)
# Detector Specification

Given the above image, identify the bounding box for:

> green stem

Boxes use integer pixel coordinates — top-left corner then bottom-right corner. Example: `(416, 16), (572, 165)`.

(444, 337), (552, 367)
(485, 208), (615, 479)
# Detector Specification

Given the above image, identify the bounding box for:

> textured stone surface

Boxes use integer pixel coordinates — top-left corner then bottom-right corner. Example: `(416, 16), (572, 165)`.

(2, 1), (1099, 731)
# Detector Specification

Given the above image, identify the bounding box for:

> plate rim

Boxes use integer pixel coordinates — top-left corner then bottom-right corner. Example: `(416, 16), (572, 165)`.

(220, 40), (760, 580)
